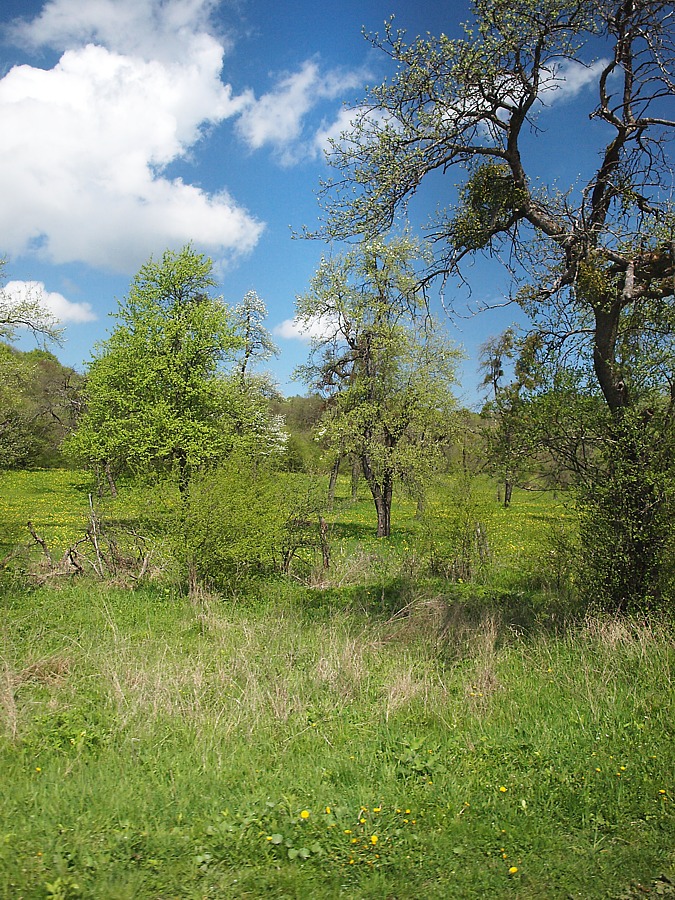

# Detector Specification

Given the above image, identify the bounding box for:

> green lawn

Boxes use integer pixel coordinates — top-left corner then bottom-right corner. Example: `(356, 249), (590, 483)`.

(0, 470), (673, 899)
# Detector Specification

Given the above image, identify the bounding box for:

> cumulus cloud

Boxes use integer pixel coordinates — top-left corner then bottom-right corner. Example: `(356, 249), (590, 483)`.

(274, 314), (339, 342)
(543, 59), (610, 103)
(314, 106), (360, 157)
(236, 60), (367, 164)
(5, 280), (96, 324)
(0, 0), (263, 273)
(8, 0), (225, 64)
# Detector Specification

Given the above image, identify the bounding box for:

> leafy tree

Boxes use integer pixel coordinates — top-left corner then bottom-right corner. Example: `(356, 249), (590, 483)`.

(67, 246), (240, 494)
(0, 262), (75, 469)
(227, 290), (287, 462)
(232, 290), (279, 385)
(183, 454), (325, 590)
(297, 236), (461, 537)
(479, 328), (534, 506)
(0, 343), (38, 469)
(0, 258), (61, 345)
(315, 0), (675, 607)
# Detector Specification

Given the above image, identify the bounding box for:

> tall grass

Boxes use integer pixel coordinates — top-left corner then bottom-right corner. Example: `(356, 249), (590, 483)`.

(1, 582), (673, 899)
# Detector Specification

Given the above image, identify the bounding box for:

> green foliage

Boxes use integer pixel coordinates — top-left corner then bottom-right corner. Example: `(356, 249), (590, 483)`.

(271, 395), (326, 473)
(181, 456), (325, 589)
(0, 260), (79, 470)
(451, 163), (528, 252)
(297, 236), (461, 536)
(419, 474), (492, 581)
(577, 408), (675, 612)
(66, 246), (240, 491)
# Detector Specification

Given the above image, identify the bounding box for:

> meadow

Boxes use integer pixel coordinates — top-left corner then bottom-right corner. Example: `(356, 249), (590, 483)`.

(0, 470), (673, 899)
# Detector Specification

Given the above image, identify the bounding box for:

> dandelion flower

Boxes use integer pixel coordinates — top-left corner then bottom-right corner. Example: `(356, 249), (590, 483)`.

(499, 786), (507, 793)
(509, 866), (518, 874)
(371, 835), (378, 845)
(300, 810), (310, 819)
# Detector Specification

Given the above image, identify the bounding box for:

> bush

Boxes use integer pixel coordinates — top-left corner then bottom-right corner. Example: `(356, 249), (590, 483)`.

(577, 410), (675, 613)
(418, 474), (492, 581)
(182, 457), (326, 591)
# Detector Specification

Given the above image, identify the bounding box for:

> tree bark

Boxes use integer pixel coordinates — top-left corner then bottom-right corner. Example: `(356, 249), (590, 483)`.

(327, 454), (341, 509)
(350, 454), (360, 502)
(360, 452), (393, 537)
(504, 479), (513, 508)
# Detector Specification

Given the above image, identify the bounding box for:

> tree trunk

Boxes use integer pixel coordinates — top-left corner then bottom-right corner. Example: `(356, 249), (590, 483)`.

(105, 461), (118, 498)
(360, 452), (393, 537)
(373, 491), (391, 538)
(350, 455), (360, 502)
(327, 454), (341, 509)
(319, 516), (330, 570)
(504, 479), (512, 508)
(593, 303), (628, 414)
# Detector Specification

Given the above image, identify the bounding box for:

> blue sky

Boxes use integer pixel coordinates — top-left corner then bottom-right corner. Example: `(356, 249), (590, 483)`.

(0, 0), (611, 407)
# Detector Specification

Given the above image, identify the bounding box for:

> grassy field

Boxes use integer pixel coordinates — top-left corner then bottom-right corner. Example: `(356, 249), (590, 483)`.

(0, 470), (673, 899)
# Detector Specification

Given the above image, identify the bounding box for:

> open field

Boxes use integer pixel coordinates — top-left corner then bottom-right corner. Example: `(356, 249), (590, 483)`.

(0, 471), (673, 899)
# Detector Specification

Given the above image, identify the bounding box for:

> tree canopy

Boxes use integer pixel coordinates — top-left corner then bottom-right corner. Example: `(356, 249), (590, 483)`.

(317, 0), (675, 417)
(67, 246), (241, 493)
(0, 258), (62, 346)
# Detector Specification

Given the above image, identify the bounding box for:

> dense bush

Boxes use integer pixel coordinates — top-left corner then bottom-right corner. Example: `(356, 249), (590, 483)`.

(577, 410), (675, 614)
(182, 456), (326, 590)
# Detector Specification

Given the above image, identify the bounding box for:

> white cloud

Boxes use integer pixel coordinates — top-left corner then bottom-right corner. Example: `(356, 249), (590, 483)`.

(236, 60), (367, 164)
(274, 314), (339, 342)
(314, 106), (360, 157)
(543, 59), (610, 103)
(5, 280), (96, 324)
(8, 0), (225, 63)
(0, 0), (263, 273)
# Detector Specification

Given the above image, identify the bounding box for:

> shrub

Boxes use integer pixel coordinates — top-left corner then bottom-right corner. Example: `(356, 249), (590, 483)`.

(181, 456), (326, 591)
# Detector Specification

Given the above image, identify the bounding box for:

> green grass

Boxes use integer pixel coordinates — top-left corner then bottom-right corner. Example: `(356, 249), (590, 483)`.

(0, 469), (92, 559)
(0, 470), (673, 898)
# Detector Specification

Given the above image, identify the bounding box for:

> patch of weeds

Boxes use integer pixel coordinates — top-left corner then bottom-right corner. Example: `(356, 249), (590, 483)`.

(44, 875), (83, 900)
(24, 705), (113, 756)
(389, 737), (448, 782)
